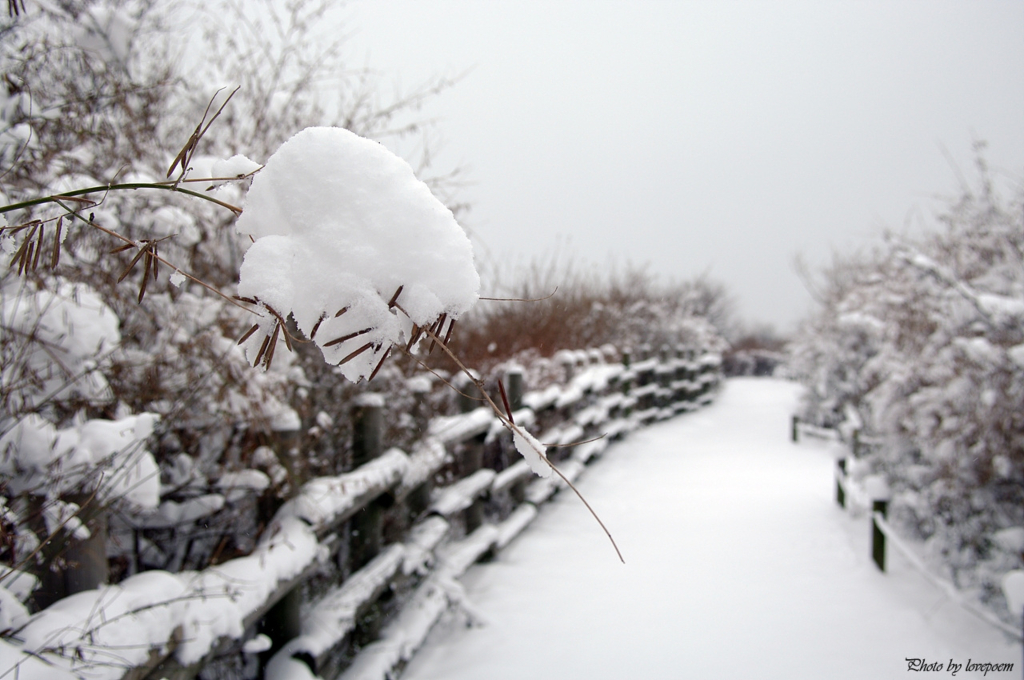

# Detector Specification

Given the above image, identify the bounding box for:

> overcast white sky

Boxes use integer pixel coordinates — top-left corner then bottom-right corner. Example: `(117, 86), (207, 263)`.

(343, 0), (1024, 332)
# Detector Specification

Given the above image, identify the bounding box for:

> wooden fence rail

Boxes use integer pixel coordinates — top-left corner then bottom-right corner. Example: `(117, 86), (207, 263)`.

(1, 345), (722, 680)
(793, 419), (1024, 643)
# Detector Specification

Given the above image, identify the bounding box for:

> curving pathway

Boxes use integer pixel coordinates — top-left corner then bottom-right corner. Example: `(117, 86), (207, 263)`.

(400, 378), (1020, 680)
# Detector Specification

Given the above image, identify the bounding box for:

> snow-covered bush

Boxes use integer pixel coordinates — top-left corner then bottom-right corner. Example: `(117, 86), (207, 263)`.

(0, 0), (474, 612)
(790, 147), (1024, 616)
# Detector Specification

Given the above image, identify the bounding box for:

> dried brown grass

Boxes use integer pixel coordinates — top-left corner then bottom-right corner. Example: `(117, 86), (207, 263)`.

(438, 255), (733, 374)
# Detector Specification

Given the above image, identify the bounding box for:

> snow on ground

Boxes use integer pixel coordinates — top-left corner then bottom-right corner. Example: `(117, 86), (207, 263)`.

(401, 378), (1021, 680)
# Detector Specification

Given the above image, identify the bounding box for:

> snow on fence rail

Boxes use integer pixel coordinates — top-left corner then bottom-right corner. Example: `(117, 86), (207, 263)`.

(870, 510), (1023, 641)
(793, 421), (1024, 643)
(0, 346), (722, 680)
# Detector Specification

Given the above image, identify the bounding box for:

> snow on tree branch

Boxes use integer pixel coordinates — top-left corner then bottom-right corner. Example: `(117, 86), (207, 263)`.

(234, 127), (479, 381)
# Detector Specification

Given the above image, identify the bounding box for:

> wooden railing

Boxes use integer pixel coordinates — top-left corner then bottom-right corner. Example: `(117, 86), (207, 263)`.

(791, 417), (1023, 643)
(1, 346), (722, 680)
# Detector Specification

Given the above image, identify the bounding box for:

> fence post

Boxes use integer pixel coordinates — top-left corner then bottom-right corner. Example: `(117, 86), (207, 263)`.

(694, 352), (708, 398)
(871, 499), (888, 571)
(64, 494), (108, 596)
(352, 393), (384, 468)
(504, 366), (528, 503)
(497, 367), (529, 507)
(505, 367), (524, 412)
(274, 419), (305, 492)
(257, 416), (310, 664)
(456, 375), (482, 414)
(351, 394), (385, 569)
(620, 349), (633, 416)
(351, 502), (384, 571)
(835, 458), (847, 508)
(260, 585), (304, 660)
(464, 498), (484, 534)
(556, 350), (576, 383)
(27, 495), (110, 611)
(458, 383), (484, 475)
(791, 415), (799, 443)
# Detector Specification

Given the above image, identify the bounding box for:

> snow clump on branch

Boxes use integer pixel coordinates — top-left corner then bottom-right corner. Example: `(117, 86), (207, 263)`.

(0, 413), (160, 508)
(235, 127), (480, 382)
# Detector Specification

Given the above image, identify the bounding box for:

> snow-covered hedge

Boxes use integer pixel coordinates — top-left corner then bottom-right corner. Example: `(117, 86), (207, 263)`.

(790, 149), (1024, 617)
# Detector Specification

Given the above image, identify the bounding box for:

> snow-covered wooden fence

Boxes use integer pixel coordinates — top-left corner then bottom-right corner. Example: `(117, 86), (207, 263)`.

(1, 346), (722, 680)
(802, 426), (1024, 643)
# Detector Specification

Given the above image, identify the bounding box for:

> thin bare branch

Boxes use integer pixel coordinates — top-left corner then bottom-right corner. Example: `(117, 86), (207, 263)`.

(497, 379), (515, 425)
(1, 181), (243, 216)
(545, 433), (608, 449)
(167, 86), (241, 184)
(396, 304), (624, 563)
(479, 287), (559, 303)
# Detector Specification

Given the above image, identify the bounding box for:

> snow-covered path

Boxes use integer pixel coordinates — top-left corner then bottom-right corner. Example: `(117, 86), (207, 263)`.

(401, 378), (1020, 680)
